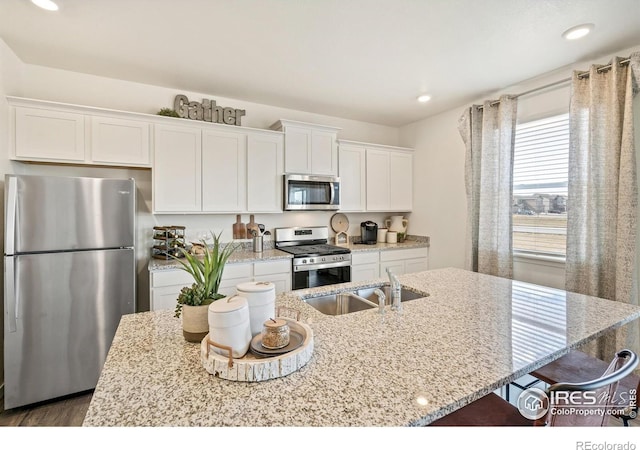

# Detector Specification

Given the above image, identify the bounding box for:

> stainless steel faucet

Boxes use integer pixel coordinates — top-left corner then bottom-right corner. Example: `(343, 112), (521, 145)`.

(386, 267), (402, 312)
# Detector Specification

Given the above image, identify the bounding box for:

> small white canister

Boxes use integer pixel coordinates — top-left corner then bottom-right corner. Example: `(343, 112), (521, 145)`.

(236, 281), (276, 336)
(386, 231), (398, 244)
(377, 228), (388, 243)
(208, 295), (252, 358)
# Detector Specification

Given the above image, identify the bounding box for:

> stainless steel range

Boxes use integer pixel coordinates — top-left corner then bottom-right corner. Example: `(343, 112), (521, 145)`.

(275, 226), (351, 290)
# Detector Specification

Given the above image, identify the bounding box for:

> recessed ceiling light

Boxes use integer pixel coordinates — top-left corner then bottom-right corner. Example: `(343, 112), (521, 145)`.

(31, 0), (59, 11)
(562, 23), (594, 40)
(417, 95), (432, 103)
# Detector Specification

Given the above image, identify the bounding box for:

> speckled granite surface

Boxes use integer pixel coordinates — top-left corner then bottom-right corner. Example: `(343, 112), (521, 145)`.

(346, 236), (430, 253)
(148, 237), (429, 271)
(83, 267), (640, 427)
(149, 248), (292, 271)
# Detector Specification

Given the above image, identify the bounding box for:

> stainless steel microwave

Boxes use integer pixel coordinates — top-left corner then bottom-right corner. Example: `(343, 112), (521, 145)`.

(283, 174), (340, 211)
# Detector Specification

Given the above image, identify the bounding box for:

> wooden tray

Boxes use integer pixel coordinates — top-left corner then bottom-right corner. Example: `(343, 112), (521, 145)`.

(200, 320), (314, 382)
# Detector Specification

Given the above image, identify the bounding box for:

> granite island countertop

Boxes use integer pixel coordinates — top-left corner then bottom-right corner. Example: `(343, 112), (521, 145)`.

(83, 267), (640, 427)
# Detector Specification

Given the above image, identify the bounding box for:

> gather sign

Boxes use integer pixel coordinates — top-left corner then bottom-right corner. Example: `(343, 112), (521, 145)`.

(174, 95), (246, 126)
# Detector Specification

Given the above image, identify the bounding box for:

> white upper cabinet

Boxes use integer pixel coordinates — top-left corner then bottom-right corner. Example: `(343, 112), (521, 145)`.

(90, 116), (150, 166)
(271, 120), (340, 176)
(9, 97), (151, 167)
(366, 146), (413, 212)
(153, 123), (202, 213)
(153, 120), (283, 214)
(389, 151), (413, 212)
(366, 149), (392, 211)
(338, 142), (366, 212)
(247, 132), (284, 213)
(14, 107), (85, 162)
(339, 139), (413, 213)
(202, 129), (247, 212)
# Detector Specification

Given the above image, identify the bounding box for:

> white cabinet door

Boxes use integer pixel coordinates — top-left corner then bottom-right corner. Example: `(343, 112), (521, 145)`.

(254, 259), (291, 293)
(311, 129), (338, 175)
(380, 260), (405, 276)
(389, 151), (413, 212)
(218, 262), (253, 297)
(338, 143), (366, 211)
(202, 129), (246, 212)
(366, 149), (391, 211)
(15, 107), (85, 162)
(151, 285), (184, 311)
(247, 133), (284, 212)
(405, 257), (428, 274)
(90, 116), (150, 166)
(254, 273), (291, 294)
(351, 264), (380, 282)
(283, 125), (312, 174)
(153, 124), (202, 212)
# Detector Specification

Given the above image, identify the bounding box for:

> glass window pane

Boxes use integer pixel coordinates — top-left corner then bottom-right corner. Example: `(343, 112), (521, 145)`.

(512, 114), (569, 256)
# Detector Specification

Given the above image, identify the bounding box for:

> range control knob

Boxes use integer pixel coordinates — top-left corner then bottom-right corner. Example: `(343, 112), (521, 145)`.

(310, 258), (315, 263)
(302, 259), (307, 264)
(321, 257), (326, 262)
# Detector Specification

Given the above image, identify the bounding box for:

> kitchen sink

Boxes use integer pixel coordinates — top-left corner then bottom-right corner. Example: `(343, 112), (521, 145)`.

(302, 284), (428, 316)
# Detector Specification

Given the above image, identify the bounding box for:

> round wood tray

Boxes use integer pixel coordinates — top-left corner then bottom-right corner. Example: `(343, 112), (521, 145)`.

(200, 320), (314, 382)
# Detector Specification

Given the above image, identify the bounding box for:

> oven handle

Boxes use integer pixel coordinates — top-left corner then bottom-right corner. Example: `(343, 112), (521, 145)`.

(294, 260), (351, 272)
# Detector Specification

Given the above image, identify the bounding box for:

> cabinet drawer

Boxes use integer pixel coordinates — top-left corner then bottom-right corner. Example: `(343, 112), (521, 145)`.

(380, 247), (428, 262)
(151, 270), (193, 288)
(351, 251), (379, 265)
(254, 259), (291, 276)
(223, 263), (253, 279)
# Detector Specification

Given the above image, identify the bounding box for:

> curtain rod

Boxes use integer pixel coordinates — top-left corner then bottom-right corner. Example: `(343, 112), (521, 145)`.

(477, 57), (632, 109)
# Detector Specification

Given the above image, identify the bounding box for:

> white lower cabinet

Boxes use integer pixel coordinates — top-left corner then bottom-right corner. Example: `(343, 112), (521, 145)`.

(351, 247), (429, 281)
(149, 259), (292, 311)
(351, 251), (380, 282)
(379, 248), (429, 275)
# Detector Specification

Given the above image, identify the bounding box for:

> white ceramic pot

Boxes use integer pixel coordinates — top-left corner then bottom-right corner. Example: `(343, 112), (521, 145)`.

(386, 231), (398, 244)
(208, 296), (251, 358)
(377, 228), (388, 243)
(236, 281), (276, 336)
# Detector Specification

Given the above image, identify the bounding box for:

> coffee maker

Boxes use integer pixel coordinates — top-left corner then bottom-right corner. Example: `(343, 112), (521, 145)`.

(360, 221), (378, 245)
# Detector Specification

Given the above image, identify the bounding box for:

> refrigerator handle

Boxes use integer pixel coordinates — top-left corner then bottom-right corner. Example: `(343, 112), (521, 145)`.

(5, 176), (17, 255)
(5, 257), (17, 332)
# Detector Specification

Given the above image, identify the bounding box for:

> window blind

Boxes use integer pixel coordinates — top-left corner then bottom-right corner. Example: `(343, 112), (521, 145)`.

(512, 114), (569, 256)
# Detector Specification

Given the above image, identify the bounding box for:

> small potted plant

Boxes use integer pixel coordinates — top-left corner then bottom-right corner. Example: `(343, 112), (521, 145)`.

(171, 231), (238, 342)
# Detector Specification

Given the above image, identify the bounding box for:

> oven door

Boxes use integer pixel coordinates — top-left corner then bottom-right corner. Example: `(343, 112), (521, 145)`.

(292, 262), (351, 290)
(284, 174), (340, 211)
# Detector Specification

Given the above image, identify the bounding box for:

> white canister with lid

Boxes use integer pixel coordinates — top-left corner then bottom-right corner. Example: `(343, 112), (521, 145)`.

(208, 295), (252, 358)
(377, 228), (388, 243)
(236, 281), (276, 336)
(386, 231), (398, 243)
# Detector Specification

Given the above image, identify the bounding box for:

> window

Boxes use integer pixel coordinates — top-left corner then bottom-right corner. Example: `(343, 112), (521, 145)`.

(512, 113), (569, 257)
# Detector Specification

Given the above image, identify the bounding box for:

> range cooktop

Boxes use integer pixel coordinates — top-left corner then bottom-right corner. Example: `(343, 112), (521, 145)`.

(278, 244), (350, 257)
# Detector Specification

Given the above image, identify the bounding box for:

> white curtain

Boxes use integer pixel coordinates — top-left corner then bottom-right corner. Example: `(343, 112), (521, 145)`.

(565, 52), (640, 360)
(458, 95), (518, 278)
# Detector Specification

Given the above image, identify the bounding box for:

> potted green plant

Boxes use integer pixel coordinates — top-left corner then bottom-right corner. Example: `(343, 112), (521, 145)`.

(170, 231), (239, 342)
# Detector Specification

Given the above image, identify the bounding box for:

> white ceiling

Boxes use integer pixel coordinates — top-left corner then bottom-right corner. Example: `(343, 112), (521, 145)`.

(1, 0), (639, 126)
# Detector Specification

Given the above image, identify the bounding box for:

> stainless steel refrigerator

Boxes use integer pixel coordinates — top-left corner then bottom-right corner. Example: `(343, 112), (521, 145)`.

(3, 174), (136, 409)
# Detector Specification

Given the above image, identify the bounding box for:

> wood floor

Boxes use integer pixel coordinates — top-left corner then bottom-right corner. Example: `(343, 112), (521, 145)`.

(0, 390), (93, 427)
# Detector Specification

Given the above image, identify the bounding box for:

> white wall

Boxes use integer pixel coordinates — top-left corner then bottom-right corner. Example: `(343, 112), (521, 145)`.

(399, 44), (640, 290)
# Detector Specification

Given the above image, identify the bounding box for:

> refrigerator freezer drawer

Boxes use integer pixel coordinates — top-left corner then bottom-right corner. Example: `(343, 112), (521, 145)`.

(3, 248), (135, 409)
